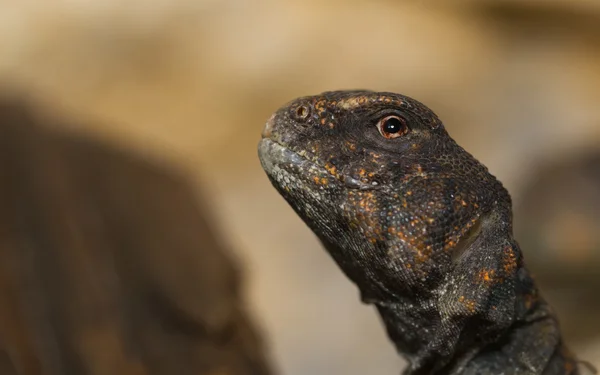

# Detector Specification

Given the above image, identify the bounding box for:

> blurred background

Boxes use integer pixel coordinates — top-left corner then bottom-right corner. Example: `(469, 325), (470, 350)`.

(1, 0), (599, 374)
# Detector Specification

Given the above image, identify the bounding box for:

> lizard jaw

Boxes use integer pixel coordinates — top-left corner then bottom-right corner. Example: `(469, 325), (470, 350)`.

(258, 138), (327, 182)
(258, 138), (377, 191)
(258, 138), (343, 224)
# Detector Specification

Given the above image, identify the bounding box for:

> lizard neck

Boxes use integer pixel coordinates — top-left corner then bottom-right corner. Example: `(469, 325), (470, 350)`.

(313, 190), (579, 374)
(373, 263), (577, 375)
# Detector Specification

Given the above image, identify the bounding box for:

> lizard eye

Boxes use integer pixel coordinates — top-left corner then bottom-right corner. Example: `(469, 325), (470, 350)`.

(377, 116), (408, 139)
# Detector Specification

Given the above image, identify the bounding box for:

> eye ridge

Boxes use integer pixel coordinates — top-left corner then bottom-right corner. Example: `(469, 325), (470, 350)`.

(377, 115), (409, 139)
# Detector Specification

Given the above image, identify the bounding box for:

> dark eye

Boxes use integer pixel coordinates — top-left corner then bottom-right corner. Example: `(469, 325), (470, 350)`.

(377, 115), (408, 139)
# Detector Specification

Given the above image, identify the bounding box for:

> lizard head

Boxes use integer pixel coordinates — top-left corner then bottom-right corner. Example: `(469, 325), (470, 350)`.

(258, 90), (510, 300)
(258, 90), (573, 374)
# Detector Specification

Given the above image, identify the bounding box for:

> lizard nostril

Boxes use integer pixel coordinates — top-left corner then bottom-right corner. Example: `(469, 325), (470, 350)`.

(295, 105), (310, 120)
(290, 103), (312, 124)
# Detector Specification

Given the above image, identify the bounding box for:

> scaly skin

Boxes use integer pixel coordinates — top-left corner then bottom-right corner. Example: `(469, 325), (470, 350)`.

(257, 90), (581, 375)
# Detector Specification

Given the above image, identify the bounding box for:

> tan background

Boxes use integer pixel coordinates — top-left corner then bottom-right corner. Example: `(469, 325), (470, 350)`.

(1, 0), (599, 373)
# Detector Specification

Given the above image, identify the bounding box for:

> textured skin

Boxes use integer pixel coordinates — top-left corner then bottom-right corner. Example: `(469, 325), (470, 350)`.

(258, 90), (581, 375)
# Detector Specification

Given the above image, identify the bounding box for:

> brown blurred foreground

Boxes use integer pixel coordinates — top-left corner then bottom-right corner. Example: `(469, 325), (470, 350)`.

(0, 98), (272, 375)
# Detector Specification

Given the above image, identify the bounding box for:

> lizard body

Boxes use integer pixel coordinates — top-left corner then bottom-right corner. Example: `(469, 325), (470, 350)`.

(258, 90), (580, 375)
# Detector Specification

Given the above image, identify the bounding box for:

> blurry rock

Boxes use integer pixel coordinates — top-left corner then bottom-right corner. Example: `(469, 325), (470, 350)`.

(515, 151), (600, 287)
(514, 150), (600, 342)
(0, 97), (273, 375)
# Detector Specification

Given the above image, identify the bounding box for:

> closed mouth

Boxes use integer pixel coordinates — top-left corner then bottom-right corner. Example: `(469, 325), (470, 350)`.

(258, 138), (316, 171)
(258, 138), (377, 191)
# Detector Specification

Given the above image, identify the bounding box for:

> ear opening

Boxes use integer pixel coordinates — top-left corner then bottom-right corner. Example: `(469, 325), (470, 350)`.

(451, 217), (483, 264)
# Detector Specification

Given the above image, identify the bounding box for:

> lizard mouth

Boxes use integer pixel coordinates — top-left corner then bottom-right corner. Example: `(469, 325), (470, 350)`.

(258, 138), (375, 190)
(258, 139), (307, 169)
(258, 138), (332, 180)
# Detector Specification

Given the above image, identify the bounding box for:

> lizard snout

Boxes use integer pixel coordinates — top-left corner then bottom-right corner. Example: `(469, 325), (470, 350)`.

(261, 114), (276, 138)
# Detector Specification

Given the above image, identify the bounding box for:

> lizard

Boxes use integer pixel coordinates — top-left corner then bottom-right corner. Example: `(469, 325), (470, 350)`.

(257, 90), (584, 375)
